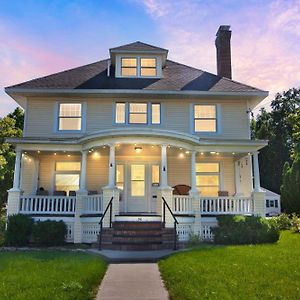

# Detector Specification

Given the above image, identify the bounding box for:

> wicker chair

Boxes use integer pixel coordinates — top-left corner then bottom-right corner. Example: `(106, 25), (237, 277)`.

(172, 184), (191, 195)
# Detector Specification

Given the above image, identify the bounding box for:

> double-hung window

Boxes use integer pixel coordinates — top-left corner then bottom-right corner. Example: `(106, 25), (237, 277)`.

(58, 103), (82, 131)
(121, 58), (138, 76)
(194, 105), (217, 132)
(196, 163), (220, 196)
(141, 58), (157, 76)
(115, 102), (161, 125)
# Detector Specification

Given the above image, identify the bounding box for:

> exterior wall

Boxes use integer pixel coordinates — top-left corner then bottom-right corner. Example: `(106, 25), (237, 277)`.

(20, 157), (38, 195)
(24, 97), (249, 140)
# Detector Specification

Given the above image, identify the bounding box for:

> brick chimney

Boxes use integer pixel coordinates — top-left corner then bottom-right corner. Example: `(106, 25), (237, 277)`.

(215, 25), (232, 79)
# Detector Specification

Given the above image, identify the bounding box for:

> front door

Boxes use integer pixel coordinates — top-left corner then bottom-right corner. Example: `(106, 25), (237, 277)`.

(127, 164), (148, 212)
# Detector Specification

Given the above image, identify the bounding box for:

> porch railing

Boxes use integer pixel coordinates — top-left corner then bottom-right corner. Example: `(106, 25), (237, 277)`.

(82, 194), (103, 214)
(200, 196), (253, 215)
(20, 195), (76, 215)
(172, 195), (193, 214)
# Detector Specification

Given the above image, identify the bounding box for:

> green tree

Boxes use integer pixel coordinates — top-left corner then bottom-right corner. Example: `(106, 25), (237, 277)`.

(0, 108), (24, 207)
(281, 145), (300, 213)
(253, 88), (300, 195)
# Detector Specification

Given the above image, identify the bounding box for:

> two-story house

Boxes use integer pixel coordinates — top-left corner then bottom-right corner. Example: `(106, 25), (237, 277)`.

(5, 26), (275, 249)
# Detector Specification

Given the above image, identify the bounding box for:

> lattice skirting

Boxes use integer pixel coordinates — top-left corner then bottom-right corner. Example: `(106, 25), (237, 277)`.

(82, 223), (100, 243)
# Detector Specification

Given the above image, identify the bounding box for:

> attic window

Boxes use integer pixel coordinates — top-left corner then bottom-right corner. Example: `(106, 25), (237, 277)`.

(141, 58), (157, 76)
(121, 58), (137, 76)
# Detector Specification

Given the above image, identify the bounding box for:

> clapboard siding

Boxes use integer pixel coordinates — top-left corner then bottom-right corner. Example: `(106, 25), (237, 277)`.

(24, 97), (250, 140)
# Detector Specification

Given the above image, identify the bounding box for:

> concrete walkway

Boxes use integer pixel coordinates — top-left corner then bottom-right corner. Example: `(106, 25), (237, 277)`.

(96, 263), (169, 300)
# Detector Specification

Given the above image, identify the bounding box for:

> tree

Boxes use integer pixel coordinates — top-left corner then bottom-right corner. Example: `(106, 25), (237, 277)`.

(281, 145), (300, 213)
(253, 88), (300, 196)
(0, 108), (24, 207)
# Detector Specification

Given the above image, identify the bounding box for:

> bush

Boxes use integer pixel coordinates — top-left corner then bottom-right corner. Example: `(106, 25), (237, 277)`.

(32, 220), (67, 246)
(187, 233), (202, 247)
(270, 213), (291, 230)
(290, 214), (300, 233)
(212, 215), (280, 245)
(0, 209), (6, 246)
(5, 214), (33, 246)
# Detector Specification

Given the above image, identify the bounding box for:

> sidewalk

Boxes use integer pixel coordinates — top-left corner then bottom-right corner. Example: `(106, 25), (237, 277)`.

(96, 263), (169, 300)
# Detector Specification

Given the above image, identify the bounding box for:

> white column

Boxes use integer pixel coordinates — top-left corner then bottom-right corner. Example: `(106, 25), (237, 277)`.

(108, 144), (116, 188)
(190, 150), (197, 193)
(160, 144), (168, 188)
(253, 152), (261, 191)
(79, 150), (87, 191)
(234, 160), (242, 195)
(12, 149), (22, 190)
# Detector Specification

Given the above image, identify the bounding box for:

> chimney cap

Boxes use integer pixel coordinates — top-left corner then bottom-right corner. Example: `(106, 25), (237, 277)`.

(216, 25), (231, 35)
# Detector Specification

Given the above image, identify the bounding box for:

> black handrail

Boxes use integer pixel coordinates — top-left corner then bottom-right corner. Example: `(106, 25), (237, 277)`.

(162, 197), (179, 250)
(98, 197), (113, 250)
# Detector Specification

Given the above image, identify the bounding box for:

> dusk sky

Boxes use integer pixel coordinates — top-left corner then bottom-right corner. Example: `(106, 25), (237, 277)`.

(0, 0), (299, 116)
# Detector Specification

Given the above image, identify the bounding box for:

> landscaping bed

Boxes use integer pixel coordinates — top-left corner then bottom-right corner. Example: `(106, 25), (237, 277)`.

(159, 231), (300, 300)
(0, 250), (107, 300)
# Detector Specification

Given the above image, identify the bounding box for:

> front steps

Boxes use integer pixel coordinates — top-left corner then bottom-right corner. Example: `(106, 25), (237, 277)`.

(99, 221), (176, 251)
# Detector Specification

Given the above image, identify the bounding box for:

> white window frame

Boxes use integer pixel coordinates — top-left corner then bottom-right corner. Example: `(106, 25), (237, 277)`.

(121, 57), (138, 77)
(191, 103), (221, 135)
(114, 102), (161, 125)
(54, 102), (86, 134)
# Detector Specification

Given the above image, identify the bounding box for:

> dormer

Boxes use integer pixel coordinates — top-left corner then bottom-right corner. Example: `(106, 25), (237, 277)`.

(109, 41), (168, 79)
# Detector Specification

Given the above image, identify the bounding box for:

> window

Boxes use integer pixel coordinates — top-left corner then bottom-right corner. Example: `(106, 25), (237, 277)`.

(196, 163), (220, 196)
(116, 165), (124, 190)
(59, 103), (82, 131)
(115, 103), (126, 124)
(115, 102), (161, 125)
(194, 105), (217, 132)
(55, 162), (81, 194)
(152, 165), (160, 186)
(121, 58), (137, 76)
(141, 58), (157, 76)
(131, 165), (145, 196)
(129, 103), (147, 124)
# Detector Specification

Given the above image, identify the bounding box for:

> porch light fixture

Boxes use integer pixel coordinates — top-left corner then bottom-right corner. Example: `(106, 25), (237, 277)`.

(200, 152), (204, 155)
(185, 151), (190, 154)
(67, 154), (71, 157)
(54, 152), (57, 155)
(37, 150), (40, 154)
(210, 151), (216, 154)
(135, 146), (142, 153)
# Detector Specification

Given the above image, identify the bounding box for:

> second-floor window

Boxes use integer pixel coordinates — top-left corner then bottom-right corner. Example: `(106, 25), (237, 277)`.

(115, 102), (161, 125)
(120, 57), (157, 77)
(59, 103), (82, 131)
(194, 104), (217, 133)
(121, 58), (138, 76)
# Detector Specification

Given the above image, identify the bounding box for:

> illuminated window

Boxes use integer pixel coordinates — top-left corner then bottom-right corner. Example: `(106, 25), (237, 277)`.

(129, 103), (147, 124)
(151, 104), (161, 124)
(116, 164), (124, 190)
(115, 103), (126, 124)
(152, 165), (160, 185)
(56, 162), (81, 171)
(59, 103), (82, 131)
(196, 163), (220, 196)
(131, 165), (145, 196)
(121, 58), (137, 76)
(141, 58), (157, 76)
(194, 105), (217, 132)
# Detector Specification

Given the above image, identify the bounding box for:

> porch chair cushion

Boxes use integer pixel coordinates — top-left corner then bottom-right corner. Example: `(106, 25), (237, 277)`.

(218, 191), (229, 196)
(172, 184), (191, 195)
(53, 191), (67, 196)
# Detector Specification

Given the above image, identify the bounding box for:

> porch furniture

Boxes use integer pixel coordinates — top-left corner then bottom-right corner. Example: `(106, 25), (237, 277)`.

(218, 191), (229, 196)
(69, 191), (76, 196)
(172, 185), (191, 195)
(53, 191), (67, 196)
(88, 190), (98, 195)
(36, 189), (49, 196)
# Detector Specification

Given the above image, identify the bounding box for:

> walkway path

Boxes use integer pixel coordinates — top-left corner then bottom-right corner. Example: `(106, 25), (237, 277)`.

(96, 263), (169, 300)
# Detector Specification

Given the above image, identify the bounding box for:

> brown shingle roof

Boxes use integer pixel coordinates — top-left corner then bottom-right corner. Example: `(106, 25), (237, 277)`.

(110, 41), (168, 52)
(6, 59), (265, 93)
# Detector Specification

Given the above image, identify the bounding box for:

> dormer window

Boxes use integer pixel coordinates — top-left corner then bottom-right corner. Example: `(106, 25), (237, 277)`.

(121, 58), (138, 76)
(141, 58), (157, 76)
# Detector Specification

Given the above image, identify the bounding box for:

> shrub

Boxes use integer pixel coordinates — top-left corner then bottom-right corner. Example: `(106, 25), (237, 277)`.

(270, 213), (291, 230)
(290, 214), (300, 233)
(32, 220), (67, 246)
(212, 215), (280, 245)
(0, 209), (6, 246)
(187, 233), (202, 247)
(5, 214), (33, 246)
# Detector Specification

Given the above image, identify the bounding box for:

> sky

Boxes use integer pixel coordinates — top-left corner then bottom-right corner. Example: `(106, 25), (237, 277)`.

(0, 0), (299, 116)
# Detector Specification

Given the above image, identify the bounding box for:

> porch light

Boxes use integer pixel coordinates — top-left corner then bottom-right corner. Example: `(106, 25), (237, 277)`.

(210, 151), (216, 154)
(135, 146), (142, 153)
(67, 154), (71, 157)
(200, 152), (204, 155)
(185, 151), (190, 154)
(232, 152), (235, 155)
(179, 153), (184, 158)
(37, 150), (40, 154)
(54, 152), (57, 155)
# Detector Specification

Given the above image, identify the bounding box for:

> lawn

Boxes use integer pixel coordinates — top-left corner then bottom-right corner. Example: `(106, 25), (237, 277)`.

(0, 251), (107, 300)
(159, 231), (300, 300)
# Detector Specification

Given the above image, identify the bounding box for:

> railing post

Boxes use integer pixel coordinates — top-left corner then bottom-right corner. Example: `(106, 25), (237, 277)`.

(74, 190), (87, 243)
(157, 187), (173, 228)
(102, 187), (119, 227)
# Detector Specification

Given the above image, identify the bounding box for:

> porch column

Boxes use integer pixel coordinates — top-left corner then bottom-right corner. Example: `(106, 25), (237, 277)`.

(108, 144), (116, 188)
(253, 152), (261, 191)
(12, 149), (22, 190)
(79, 150), (87, 191)
(234, 160), (242, 195)
(190, 150), (198, 193)
(160, 144), (168, 188)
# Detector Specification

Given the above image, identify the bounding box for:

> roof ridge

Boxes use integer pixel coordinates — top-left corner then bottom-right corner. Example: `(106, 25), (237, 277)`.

(5, 59), (108, 89)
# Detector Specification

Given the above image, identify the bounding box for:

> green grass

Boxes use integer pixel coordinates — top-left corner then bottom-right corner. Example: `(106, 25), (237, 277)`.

(159, 231), (300, 300)
(0, 251), (107, 300)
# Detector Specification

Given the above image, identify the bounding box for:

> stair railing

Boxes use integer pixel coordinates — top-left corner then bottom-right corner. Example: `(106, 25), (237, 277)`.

(98, 196), (114, 250)
(162, 197), (179, 250)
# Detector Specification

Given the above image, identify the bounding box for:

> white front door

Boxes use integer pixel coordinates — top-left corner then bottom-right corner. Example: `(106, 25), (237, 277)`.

(127, 164), (148, 212)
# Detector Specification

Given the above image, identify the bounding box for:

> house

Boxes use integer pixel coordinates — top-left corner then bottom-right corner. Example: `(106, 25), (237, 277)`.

(5, 25), (276, 249)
